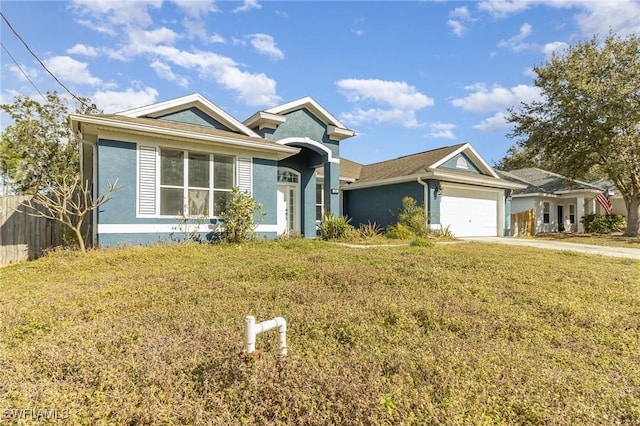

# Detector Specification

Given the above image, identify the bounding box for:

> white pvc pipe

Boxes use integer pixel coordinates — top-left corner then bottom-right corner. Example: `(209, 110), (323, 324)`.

(244, 315), (287, 357)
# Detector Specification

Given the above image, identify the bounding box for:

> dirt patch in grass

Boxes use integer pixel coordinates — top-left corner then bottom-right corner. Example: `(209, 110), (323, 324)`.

(1, 240), (639, 424)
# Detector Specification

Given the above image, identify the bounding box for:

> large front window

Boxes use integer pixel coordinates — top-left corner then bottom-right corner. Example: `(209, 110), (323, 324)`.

(160, 148), (234, 216)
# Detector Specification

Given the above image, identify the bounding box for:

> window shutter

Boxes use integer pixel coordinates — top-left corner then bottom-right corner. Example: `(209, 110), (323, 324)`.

(237, 157), (252, 195)
(138, 145), (157, 215)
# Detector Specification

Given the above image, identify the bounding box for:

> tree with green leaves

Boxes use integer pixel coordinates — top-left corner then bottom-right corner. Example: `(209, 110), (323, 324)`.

(506, 33), (640, 237)
(1, 90), (109, 252)
(0, 90), (98, 194)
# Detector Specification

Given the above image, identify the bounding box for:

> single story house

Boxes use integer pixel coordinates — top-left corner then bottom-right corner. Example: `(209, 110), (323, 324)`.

(498, 168), (627, 234)
(71, 93), (524, 246)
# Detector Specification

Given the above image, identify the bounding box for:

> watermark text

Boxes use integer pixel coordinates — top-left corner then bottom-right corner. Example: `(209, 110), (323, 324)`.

(3, 408), (69, 421)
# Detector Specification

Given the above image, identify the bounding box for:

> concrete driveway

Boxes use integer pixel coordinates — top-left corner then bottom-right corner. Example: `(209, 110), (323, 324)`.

(460, 237), (640, 260)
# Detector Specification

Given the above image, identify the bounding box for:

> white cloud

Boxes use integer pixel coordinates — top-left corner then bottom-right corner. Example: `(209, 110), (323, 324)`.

(247, 34), (284, 60)
(473, 112), (511, 133)
(92, 87), (159, 113)
(452, 83), (541, 113)
(209, 33), (225, 43)
(337, 79), (433, 111)
(340, 108), (421, 128)
(182, 19), (207, 39)
(150, 60), (189, 88)
(478, 0), (535, 19)
(232, 0), (261, 13)
(171, 0), (217, 18)
(71, 0), (162, 29)
(351, 17), (366, 36)
(478, 0), (640, 37)
(336, 78), (434, 128)
(156, 47), (279, 106)
(542, 41), (569, 59)
(69, 0), (279, 107)
(575, 0), (640, 36)
(498, 22), (533, 52)
(448, 6), (475, 37)
(447, 20), (467, 37)
(135, 27), (180, 47)
(43, 56), (102, 86)
(523, 67), (537, 79)
(7, 64), (39, 83)
(450, 6), (473, 21)
(427, 122), (457, 139)
(66, 44), (98, 57)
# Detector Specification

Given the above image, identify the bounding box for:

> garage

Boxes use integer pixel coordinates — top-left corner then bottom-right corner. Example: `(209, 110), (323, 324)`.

(439, 185), (500, 237)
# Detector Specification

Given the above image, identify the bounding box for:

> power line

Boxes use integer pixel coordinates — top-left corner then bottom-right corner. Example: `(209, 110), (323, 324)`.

(0, 41), (48, 103)
(0, 11), (93, 109)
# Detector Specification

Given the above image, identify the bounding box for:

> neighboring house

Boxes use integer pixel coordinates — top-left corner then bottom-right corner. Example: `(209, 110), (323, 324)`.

(70, 94), (355, 246)
(589, 178), (627, 215)
(498, 168), (626, 234)
(341, 144), (525, 237)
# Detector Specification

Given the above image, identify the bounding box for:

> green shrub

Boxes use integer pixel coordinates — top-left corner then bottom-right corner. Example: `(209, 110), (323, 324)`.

(396, 196), (428, 237)
(220, 187), (265, 243)
(581, 213), (626, 234)
(318, 213), (354, 240)
(386, 223), (414, 239)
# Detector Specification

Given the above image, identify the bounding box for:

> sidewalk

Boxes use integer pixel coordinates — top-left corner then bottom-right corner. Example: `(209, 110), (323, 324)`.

(460, 237), (640, 260)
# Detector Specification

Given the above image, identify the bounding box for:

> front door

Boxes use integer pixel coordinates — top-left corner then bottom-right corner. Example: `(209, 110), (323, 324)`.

(276, 168), (300, 235)
(557, 205), (564, 232)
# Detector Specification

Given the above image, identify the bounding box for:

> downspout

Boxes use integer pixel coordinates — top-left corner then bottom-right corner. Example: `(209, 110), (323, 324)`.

(417, 177), (429, 229)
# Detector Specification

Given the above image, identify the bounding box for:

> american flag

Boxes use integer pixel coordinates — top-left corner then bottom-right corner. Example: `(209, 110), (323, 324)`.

(596, 189), (613, 215)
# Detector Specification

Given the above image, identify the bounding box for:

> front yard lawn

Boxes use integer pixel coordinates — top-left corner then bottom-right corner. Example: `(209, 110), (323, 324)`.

(1, 241), (639, 424)
(527, 233), (640, 248)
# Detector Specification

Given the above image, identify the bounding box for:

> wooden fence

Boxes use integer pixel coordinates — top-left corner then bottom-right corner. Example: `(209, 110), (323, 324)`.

(511, 209), (535, 236)
(0, 196), (63, 267)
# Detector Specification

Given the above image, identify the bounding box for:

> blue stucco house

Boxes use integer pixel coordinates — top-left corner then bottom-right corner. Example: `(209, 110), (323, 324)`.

(71, 94), (523, 247)
(71, 94), (355, 246)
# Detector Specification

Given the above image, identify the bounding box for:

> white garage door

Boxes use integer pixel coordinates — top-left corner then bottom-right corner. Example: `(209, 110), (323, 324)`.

(440, 186), (498, 237)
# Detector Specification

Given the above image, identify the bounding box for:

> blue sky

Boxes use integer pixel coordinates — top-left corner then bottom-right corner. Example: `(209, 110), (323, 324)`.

(2, 0), (640, 166)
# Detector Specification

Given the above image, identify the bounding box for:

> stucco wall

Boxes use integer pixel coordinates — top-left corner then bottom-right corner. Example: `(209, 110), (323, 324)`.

(344, 181), (424, 229)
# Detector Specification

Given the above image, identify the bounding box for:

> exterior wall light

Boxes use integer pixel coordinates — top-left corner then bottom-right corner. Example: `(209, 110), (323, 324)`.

(435, 183), (443, 198)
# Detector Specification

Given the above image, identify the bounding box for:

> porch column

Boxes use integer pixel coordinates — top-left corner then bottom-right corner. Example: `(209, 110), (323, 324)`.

(323, 161), (340, 215)
(504, 190), (512, 236)
(577, 195), (585, 233)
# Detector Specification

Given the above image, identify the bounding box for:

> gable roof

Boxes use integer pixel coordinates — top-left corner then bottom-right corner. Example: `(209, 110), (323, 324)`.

(341, 143), (523, 190)
(498, 168), (603, 195)
(356, 144), (465, 183)
(246, 96), (356, 141)
(116, 93), (260, 138)
(70, 113), (299, 160)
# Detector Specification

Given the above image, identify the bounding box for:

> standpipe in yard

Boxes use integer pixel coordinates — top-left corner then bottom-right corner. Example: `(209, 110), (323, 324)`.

(244, 316), (287, 357)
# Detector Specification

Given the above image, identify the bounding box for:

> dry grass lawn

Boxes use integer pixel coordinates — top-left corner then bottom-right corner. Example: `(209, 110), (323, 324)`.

(1, 240), (639, 424)
(527, 233), (640, 248)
